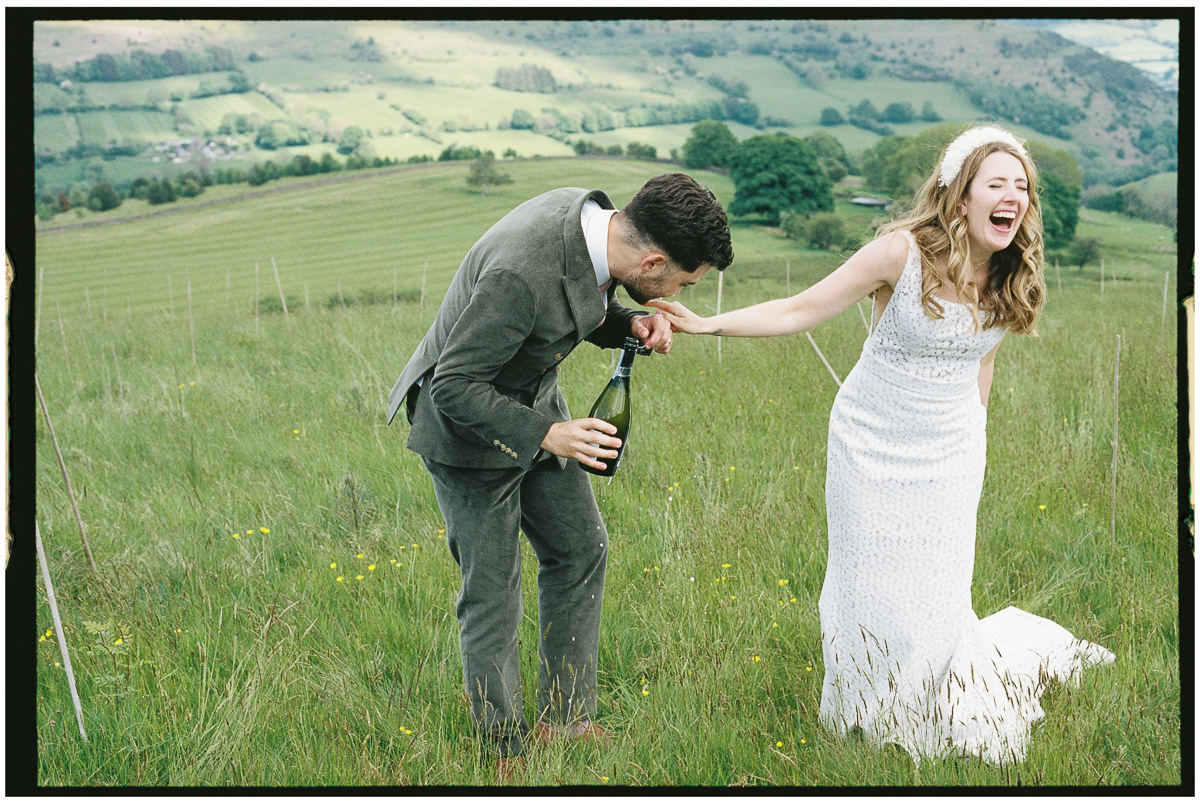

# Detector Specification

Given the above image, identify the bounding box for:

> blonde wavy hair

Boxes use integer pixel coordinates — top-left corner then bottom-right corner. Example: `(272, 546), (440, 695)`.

(880, 140), (1045, 335)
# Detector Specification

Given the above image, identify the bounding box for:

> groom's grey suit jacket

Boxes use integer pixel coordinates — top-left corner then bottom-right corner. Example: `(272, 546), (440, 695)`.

(386, 188), (641, 470)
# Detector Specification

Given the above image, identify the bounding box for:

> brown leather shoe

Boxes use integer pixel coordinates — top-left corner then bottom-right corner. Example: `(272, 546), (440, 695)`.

(532, 719), (609, 746)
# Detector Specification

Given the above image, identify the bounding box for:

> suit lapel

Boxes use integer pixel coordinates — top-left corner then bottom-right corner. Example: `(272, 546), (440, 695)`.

(561, 189), (614, 339)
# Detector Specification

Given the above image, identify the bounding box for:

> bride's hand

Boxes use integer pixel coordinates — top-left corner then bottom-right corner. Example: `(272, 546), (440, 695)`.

(645, 299), (713, 334)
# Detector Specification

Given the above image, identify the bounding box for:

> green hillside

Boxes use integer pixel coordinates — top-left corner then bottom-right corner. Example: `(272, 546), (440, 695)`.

(31, 17), (1177, 206)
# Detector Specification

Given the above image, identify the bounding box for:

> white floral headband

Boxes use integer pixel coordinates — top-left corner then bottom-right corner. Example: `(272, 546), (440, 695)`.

(938, 126), (1027, 187)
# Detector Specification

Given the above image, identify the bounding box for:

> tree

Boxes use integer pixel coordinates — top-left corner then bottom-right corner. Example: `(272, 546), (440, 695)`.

(319, 153), (342, 173)
(256, 120), (309, 150)
(919, 101), (941, 122)
(466, 152), (512, 195)
(494, 64), (557, 92)
(1027, 142), (1083, 249)
(804, 214), (847, 250)
(819, 107), (844, 126)
(721, 96), (759, 126)
(1069, 236), (1101, 271)
(87, 181), (121, 211)
(729, 133), (833, 225)
(338, 125), (366, 155)
(803, 131), (851, 183)
(147, 178), (176, 204)
(626, 142), (657, 159)
(510, 108), (536, 130)
(880, 102), (915, 124)
(1037, 172), (1081, 250)
(850, 99), (879, 120)
(861, 123), (961, 197)
(681, 120), (739, 169)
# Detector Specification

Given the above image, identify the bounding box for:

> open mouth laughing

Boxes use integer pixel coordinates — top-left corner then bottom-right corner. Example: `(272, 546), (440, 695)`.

(989, 210), (1017, 232)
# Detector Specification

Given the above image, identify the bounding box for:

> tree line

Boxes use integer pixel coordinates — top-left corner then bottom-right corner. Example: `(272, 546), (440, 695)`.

(37, 114), (1156, 265)
(678, 119), (1099, 259)
(35, 46), (238, 84)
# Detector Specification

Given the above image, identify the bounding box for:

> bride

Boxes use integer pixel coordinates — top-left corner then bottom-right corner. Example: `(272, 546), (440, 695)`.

(650, 126), (1113, 764)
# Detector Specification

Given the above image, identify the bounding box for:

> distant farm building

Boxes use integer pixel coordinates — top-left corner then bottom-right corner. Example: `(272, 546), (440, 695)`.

(850, 196), (889, 210)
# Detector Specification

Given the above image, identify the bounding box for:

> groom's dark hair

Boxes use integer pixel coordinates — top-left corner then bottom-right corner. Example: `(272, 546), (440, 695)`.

(623, 173), (734, 273)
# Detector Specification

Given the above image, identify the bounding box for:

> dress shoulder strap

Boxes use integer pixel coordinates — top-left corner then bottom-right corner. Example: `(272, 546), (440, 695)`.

(894, 230), (923, 291)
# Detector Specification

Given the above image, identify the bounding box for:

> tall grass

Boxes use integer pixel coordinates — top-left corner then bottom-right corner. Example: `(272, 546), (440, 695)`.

(32, 161), (1180, 787)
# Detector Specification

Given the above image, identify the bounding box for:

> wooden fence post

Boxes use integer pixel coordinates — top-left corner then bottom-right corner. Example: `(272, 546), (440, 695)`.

(716, 270), (724, 364)
(805, 332), (842, 387)
(254, 262), (260, 337)
(36, 521), (89, 742)
(1161, 270), (1170, 338)
(56, 302), (73, 382)
(36, 264), (44, 348)
(1110, 333), (1121, 548)
(271, 257), (291, 330)
(186, 269), (197, 369)
(35, 373), (98, 574)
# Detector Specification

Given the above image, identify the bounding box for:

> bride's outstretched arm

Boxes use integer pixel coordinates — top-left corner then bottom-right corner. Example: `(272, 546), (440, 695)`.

(648, 231), (909, 337)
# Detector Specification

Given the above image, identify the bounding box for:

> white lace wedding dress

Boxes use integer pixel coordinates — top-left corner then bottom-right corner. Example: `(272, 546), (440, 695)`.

(818, 231), (1114, 764)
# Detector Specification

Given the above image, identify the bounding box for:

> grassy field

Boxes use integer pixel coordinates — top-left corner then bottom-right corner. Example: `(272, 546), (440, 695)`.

(30, 159), (1181, 788)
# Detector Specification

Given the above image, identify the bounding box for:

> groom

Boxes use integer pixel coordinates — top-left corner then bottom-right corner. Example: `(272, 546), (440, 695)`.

(386, 173), (733, 768)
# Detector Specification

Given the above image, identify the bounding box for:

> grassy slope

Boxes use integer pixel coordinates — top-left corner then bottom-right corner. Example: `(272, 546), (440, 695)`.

(31, 159), (1181, 787)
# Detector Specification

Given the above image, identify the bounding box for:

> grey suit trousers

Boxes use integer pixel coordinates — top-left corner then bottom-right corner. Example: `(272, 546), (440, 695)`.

(423, 451), (608, 757)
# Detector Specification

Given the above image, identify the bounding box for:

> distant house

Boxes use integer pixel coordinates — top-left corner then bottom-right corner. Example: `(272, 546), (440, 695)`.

(850, 196), (889, 210)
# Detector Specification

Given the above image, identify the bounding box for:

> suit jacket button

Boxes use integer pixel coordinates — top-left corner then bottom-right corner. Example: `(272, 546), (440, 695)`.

(554, 352), (564, 361)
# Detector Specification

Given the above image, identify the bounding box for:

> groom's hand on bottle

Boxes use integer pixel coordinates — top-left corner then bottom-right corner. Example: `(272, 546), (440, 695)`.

(541, 419), (622, 469)
(631, 312), (673, 354)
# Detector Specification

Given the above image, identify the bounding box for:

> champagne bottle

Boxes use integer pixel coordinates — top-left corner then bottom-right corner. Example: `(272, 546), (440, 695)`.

(581, 337), (650, 477)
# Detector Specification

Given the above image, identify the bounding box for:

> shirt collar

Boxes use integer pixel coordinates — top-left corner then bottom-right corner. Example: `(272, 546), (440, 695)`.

(580, 199), (617, 289)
